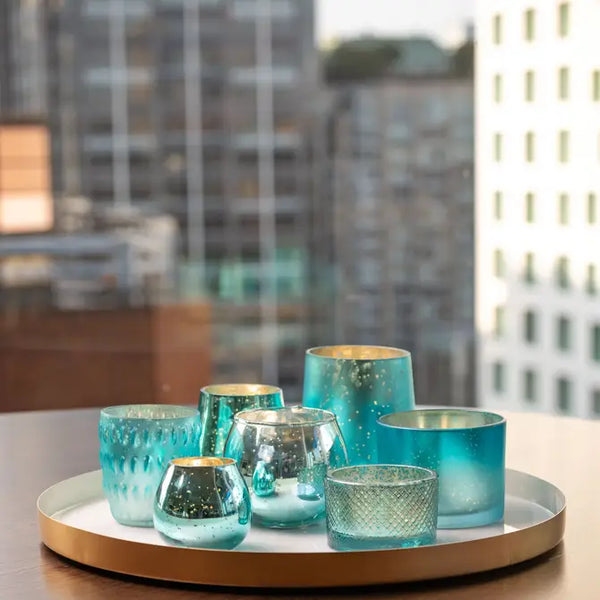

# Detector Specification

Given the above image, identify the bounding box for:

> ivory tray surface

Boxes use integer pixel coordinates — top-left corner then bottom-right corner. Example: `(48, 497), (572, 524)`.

(37, 469), (565, 588)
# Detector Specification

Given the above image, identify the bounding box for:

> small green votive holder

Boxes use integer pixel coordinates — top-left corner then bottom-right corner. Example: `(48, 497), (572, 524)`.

(325, 465), (438, 551)
(199, 384), (284, 456)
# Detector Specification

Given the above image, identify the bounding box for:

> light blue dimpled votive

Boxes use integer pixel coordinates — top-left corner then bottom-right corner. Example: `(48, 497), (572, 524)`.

(98, 404), (201, 527)
(303, 345), (415, 465)
(377, 409), (506, 528)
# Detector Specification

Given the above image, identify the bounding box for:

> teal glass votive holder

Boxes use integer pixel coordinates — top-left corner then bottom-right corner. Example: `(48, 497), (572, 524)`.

(199, 384), (284, 456)
(98, 404), (201, 527)
(303, 345), (415, 465)
(377, 409), (506, 528)
(153, 457), (251, 549)
(325, 465), (438, 551)
(224, 406), (348, 528)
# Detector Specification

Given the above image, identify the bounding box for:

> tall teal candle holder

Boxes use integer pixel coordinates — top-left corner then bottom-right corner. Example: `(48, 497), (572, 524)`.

(98, 404), (201, 527)
(377, 409), (506, 528)
(303, 345), (415, 464)
(199, 384), (284, 456)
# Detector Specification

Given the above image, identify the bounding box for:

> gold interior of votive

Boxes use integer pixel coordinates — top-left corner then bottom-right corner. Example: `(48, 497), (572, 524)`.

(172, 457), (235, 467)
(308, 345), (408, 360)
(380, 409), (505, 430)
(202, 383), (281, 396)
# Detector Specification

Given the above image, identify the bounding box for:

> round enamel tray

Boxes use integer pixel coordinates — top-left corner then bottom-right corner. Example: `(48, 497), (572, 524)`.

(37, 469), (565, 588)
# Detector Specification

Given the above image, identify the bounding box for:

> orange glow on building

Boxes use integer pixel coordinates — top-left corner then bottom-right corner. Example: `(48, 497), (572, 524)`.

(0, 122), (53, 233)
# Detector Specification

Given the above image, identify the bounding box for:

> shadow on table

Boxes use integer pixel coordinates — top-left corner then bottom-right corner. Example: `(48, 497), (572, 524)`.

(40, 542), (565, 600)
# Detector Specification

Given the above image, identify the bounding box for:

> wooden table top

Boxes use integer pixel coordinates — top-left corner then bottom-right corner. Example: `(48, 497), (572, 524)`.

(1, 408), (598, 599)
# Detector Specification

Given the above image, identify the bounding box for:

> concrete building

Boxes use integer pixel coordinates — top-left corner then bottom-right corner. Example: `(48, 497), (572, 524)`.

(0, 0), (322, 401)
(330, 78), (474, 406)
(476, 0), (600, 418)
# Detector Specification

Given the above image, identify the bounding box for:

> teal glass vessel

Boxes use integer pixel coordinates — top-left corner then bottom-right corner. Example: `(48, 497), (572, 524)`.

(199, 384), (284, 456)
(303, 346), (415, 464)
(153, 457), (251, 549)
(377, 409), (506, 528)
(224, 406), (348, 528)
(98, 404), (200, 527)
(325, 465), (438, 551)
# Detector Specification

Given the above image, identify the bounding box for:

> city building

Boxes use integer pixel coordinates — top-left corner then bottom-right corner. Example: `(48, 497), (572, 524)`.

(0, 121), (53, 234)
(476, 0), (600, 418)
(329, 77), (474, 406)
(0, 302), (212, 412)
(0, 0), (322, 402)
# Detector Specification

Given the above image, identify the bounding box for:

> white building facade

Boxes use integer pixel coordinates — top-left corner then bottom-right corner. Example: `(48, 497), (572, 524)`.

(476, 0), (600, 418)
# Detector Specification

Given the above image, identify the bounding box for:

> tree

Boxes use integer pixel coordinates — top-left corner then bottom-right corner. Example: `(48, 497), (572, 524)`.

(324, 40), (401, 83)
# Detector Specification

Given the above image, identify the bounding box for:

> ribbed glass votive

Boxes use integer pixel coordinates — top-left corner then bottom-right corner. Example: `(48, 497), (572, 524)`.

(224, 406), (348, 528)
(153, 457), (251, 549)
(325, 465), (438, 551)
(303, 345), (415, 464)
(98, 404), (200, 526)
(198, 384), (284, 456)
(377, 409), (506, 528)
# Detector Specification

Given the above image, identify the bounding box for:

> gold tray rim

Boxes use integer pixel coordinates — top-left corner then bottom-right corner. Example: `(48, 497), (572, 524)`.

(37, 469), (566, 588)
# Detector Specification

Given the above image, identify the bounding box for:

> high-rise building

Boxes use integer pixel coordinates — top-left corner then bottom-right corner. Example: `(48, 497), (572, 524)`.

(20, 0), (321, 400)
(330, 77), (475, 406)
(476, 0), (600, 418)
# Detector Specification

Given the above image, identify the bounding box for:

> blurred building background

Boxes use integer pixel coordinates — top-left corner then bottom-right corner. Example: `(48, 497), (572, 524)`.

(329, 76), (474, 406)
(476, 0), (600, 419)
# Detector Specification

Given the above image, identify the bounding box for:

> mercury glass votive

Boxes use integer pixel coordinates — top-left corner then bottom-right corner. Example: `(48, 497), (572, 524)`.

(153, 457), (251, 549)
(223, 406), (348, 528)
(199, 384), (284, 456)
(98, 404), (201, 527)
(303, 345), (415, 464)
(377, 409), (506, 528)
(325, 465), (438, 551)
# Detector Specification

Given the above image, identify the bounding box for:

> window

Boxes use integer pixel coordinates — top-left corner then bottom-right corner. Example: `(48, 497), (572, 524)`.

(588, 193), (597, 224)
(558, 193), (569, 225)
(525, 70), (535, 102)
(494, 133), (502, 161)
(558, 3), (570, 37)
(525, 131), (535, 162)
(558, 130), (569, 162)
(524, 309), (537, 343)
(492, 361), (504, 393)
(523, 369), (537, 402)
(592, 389), (600, 416)
(556, 377), (571, 413)
(525, 192), (535, 223)
(591, 325), (600, 361)
(556, 315), (571, 351)
(493, 249), (505, 278)
(587, 264), (597, 295)
(524, 252), (535, 284)
(556, 256), (570, 289)
(494, 74), (502, 103)
(493, 14), (502, 44)
(494, 306), (505, 337)
(494, 191), (503, 220)
(593, 71), (600, 102)
(524, 9), (535, 41)
(558, 67), (569, 100)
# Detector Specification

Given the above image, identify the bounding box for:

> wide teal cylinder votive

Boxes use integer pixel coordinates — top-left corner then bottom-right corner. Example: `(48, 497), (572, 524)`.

(98, 404), (201, 527)
(199, 384), (284, 456)
(377, 409), (506, 528)
(303, 345), (415, 464)
(224, 406), (348, 528)
(153, 457), (251, 549)
(325, 465), (438, 551)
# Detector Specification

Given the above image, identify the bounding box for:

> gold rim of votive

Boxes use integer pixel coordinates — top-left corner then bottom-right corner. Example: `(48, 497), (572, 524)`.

(201, 383), (282, 397)
(306, 345), (409, 360)
(378, 409), (506, 431)
(234, 406), (335, 427)
(171, 457), (236, 468)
